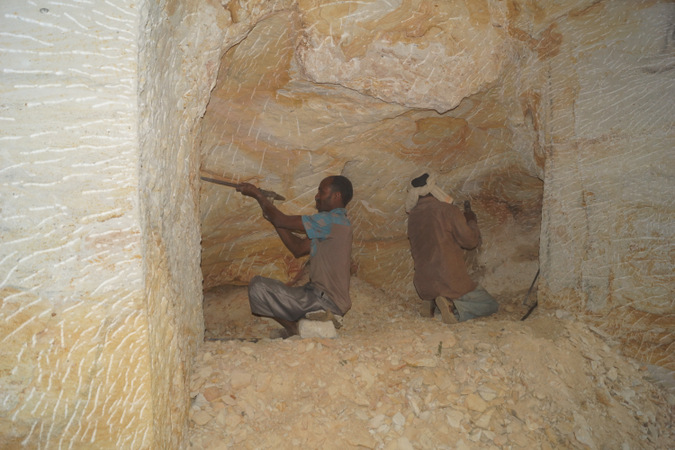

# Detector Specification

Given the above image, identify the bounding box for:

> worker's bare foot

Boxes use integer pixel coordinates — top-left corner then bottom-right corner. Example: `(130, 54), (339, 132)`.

(419, 300), (435, 317)
(435, 296), (458, 324)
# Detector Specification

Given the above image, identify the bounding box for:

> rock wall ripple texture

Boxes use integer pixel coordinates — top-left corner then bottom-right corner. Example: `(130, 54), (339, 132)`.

(0, 0), (152, 447)
(137, 0), (228, 447)
(538, 1), (675, 370)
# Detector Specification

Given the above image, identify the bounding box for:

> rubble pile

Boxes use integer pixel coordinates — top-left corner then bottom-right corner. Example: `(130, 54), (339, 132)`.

(189, 279), (673, 449)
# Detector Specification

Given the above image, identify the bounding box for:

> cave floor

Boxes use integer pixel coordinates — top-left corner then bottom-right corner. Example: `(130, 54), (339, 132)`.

(188, 278), (673, 449)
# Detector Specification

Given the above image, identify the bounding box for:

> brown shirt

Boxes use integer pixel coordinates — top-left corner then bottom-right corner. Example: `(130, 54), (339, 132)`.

(407, 196), (480, 300)
(302, 209), (353, 314)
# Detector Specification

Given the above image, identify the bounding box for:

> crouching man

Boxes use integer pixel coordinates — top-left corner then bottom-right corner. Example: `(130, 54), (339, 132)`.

(406, 172), (498, 323)
(236, 176), (353, 337)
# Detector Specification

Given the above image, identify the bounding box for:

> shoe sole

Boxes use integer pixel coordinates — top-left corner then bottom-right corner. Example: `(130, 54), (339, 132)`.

(435, 296), (458, 324)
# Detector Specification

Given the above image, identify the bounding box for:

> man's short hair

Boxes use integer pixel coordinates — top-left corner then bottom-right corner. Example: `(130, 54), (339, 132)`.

(330, 176), (353, 206)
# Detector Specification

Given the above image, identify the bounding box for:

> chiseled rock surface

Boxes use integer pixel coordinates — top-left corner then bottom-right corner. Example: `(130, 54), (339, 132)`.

(295, 0), (512, 113)
(536, 1), (675, 371)
(189, 279), (674, 449)
(0, 1), (153, 447)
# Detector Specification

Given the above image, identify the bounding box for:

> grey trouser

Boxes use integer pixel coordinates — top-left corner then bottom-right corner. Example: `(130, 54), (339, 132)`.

(453, 286), (499, 322)
(248, 276), (341, 322)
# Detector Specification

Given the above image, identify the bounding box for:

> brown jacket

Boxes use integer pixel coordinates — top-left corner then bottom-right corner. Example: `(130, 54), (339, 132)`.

(407, 196), (479, 300)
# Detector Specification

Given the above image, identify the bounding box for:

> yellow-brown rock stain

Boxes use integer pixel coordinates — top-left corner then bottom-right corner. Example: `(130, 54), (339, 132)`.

(465, 0), (491, 28)
(520, 90), (546, 171)
(508, 23), (562, 59)
(536, 24), (563, 59)
(412, 116), (470, 148)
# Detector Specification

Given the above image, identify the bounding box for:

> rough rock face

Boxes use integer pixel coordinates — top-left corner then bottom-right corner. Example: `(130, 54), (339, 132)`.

(1, 1), (153, 447)
(138, 1), (227, 447)
(537, 1), (675, 371)
(295, 0), (513, 113)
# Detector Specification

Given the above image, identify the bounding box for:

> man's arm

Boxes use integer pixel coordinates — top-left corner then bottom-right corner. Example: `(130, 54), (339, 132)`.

(463, 200), (477, 224)
(274, 227), (310, 258)
(237, 182), (310, 257)
(452, 203), (481, 250)
(237, 182), (304, 231)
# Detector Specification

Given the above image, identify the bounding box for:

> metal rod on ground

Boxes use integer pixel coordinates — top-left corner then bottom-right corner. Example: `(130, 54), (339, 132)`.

(520, 268), (540, 321)
(204, 337), (260, 343)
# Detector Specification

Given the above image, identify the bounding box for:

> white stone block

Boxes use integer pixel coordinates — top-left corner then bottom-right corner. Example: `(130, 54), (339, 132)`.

(298, 319), (337, 339)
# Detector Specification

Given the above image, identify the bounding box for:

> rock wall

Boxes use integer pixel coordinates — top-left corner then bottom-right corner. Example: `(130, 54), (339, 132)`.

(0, 1), (153, 447)
(537, 0), (675, 370)
(137, 0), (226, 447)
(0, 0), (224, 447)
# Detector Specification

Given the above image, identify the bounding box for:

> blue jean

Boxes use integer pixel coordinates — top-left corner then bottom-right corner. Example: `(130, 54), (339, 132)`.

(453, 286), (499, 322)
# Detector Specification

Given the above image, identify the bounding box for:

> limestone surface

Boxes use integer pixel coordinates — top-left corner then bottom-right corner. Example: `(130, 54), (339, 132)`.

(1, 1), (152, 447)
